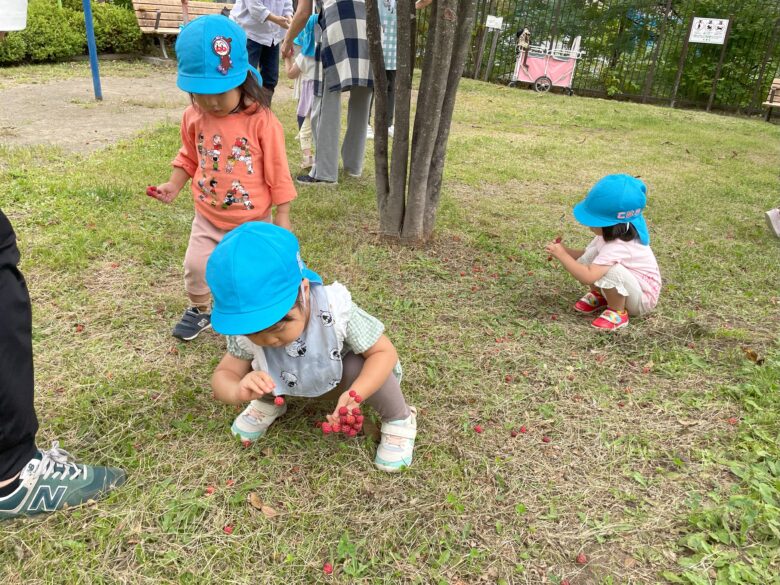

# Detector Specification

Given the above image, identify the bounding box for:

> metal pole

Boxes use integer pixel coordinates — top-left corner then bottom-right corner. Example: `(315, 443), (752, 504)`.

(670, 17), (695, 108)
(484, 29), (500, 81)
(707, 17), (732, 112)
(82, 0), (102, 101)
(643, 0), (673, 103)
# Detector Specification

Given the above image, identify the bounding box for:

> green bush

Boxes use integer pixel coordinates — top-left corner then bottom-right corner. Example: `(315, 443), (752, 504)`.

(92, 3), (142, 53)
(0, 32), (27, 65)
(20, 0), (83, 62)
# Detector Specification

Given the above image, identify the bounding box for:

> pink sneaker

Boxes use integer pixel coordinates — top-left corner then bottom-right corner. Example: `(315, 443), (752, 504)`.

(591, 309), (629, 331)
(574, 290), (608, 314)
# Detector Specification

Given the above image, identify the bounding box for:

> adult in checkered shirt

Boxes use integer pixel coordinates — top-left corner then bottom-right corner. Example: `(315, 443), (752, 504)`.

(367, 0), (398, 139)
(281, 0), (373, 184)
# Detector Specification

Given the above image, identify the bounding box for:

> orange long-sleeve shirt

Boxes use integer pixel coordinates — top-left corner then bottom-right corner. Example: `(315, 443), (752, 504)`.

(173, 103), (297, 230)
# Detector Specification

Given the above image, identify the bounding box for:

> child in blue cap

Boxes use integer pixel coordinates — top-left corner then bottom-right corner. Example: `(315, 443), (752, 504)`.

(206, 222), (418, 472)
(546, 174), (662, 331)
(147, 15), (297, 342)
(283, 13), (318, 169)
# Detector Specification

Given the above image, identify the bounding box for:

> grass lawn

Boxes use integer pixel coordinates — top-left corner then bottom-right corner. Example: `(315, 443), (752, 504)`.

(1, 62), (779, 584)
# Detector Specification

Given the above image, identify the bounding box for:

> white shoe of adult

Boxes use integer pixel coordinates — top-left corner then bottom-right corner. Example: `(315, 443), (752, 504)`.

(765, 208), (780, 237)
(366, 125), (374, 140)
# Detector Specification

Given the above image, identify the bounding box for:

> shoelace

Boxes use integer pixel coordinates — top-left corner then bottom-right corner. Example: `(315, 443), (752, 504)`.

(39, 442), (84, 481)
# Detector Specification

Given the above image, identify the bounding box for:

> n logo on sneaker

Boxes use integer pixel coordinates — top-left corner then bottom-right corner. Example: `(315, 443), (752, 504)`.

(197, 318), (208, 327)
(28, 485), (67, 512)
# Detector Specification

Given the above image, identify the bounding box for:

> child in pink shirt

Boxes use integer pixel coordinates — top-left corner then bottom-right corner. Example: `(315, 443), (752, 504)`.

(147, 16), (297, 341)
(546, 174), (661, 331)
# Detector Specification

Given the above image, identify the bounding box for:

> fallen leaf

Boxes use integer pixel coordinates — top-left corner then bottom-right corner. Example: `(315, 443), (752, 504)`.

(742, 347), (764, 365)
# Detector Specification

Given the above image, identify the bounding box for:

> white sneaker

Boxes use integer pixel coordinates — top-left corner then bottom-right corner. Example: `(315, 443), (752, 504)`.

(366, 125), (374, 140)
(765, 208), (780, 237)
(374, 407), (417, 472)
(387, 125), (394, 138)
(231, 399), (287, 443)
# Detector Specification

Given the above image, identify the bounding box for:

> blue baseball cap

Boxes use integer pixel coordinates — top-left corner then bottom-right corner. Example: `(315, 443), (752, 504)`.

(175, 15), (262, 95)
(206, 223), (322, 335)
(573, 174), (650, 245)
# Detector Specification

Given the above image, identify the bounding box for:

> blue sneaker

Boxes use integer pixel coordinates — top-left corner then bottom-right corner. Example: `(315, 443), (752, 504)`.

(374, 407), (417, 472)
(0, 442), (126, 520)
(172, 307), (211, 341)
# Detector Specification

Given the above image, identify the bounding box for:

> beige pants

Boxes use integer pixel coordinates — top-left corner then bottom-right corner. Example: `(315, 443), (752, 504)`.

(183, 213), (269, 296)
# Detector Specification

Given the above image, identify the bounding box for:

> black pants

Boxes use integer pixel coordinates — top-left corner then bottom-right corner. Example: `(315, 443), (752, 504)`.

(0, 209), (38, 481)
(369, 69), (397, 127)
(246, 38), (280, 97)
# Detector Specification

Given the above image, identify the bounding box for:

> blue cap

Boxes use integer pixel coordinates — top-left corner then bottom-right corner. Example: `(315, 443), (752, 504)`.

(206, 223), (322, 335)
(573, 174), (650, 245)
(175, 15), (262, 95)
(293, 14), (319, 57)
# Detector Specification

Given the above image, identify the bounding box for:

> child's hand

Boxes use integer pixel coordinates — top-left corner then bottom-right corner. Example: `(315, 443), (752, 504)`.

(325, 389), (362, 426)
(150, 182), (180, 204)
(237, 370), (276, 402)
(545, 237), (566, 260)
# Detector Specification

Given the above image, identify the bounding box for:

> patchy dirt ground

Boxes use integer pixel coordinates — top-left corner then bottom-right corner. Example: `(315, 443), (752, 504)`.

(0, 67), (293, 153)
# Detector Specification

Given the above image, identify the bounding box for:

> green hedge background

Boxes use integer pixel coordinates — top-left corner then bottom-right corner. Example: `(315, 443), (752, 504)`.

(0, 0), (143, 65)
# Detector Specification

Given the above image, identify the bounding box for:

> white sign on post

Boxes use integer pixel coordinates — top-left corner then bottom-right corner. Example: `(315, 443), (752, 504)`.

(689, 17), (729, 45)
(485, 15), (503, 30)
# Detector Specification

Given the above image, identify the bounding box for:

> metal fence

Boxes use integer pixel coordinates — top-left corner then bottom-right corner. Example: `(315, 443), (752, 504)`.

(415, 0), (780, 113)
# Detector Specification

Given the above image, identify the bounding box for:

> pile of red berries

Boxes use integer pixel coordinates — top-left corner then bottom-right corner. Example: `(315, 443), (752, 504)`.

(146, 185), (158, 197)
(320, 390), (363, 437)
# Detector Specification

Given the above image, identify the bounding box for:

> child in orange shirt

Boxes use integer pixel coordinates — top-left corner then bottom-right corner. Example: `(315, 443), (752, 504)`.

(148, 16), (297, 341)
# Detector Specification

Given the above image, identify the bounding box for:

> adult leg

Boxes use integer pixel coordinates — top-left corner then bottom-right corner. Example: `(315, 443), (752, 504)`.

(0, 210), (38, 486)
(341, 85), (372, 176)
(310, 67), (342, 182)
(386, 69), (396, 127)
(246, 38), (263, 70)
(256, 42), (280, 96)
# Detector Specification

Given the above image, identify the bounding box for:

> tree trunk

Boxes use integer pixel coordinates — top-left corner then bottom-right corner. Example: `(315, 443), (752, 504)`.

(369, 0), (477, 245)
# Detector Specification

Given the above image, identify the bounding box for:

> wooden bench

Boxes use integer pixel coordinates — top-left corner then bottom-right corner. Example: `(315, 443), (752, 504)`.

(764, 77), (780, 122)
(132, 0), (234, 59)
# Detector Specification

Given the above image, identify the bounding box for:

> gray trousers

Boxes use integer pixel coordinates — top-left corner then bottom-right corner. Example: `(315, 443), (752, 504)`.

(310, 65), (372, 182)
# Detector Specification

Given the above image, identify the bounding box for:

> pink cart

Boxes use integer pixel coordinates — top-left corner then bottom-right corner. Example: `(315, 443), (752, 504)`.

(509, 36), (583, 94)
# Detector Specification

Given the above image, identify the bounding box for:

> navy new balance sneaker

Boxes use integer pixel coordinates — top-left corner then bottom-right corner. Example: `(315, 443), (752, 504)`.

(0, 442), (126, 520)
(172, 306), (212, 341)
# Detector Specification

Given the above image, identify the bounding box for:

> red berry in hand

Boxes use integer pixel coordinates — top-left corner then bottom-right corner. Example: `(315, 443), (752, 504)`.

(146, 185), (158, 197)
(274, 396), (285, 407)
(323, 562), (333, 575)
(576, 552), (587, 564)
(346, 415), (356, 425)
(223, 525), (234, 534)
(474, 424), (483, 433)
(338, 406), (349, 416)
(348, 390), (357, 398)
(542, 435), (551, 443)
(332, 423), (341, 433)
(354, 394), (362, 403)
(322, 423), (332, 435)
(355, 415), (364, 424)
(351, 407), (361, 416)
(519, 425), (528, 434)
(340, 415), (348, 424)
(347, 428), (358, 437)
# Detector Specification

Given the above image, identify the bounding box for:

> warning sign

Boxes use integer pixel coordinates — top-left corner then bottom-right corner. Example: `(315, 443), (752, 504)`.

(689, 17), (729, 45)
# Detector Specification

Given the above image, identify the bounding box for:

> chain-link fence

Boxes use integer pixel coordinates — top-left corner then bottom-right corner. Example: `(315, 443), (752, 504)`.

(415, 0), (780, 113)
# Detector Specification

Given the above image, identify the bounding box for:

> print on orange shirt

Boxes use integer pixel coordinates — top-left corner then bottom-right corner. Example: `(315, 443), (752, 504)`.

(196, 133), (256, 209)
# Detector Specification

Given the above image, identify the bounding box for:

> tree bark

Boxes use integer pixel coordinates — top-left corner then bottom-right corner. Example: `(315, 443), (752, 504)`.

(366, 0), (389, 218)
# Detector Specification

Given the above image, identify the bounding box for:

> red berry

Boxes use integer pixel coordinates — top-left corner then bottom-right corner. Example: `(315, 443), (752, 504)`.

(554, 236), (562, 243)
(226, 479), (235, 487)
(354, 395), (362, 403)
(322, 423), (332, 435)
(338, 406), (348, 416)
(223, 525), (234, 534)
(340, 416), (348, 424)
(355, 415), (364, 424)
(332, 423), (341, 433)
(205, 486), (215, 495)
(542, 436), (551, 443)
(576, 552), (587, 564)
(353, 423), (363, 432)
(505, 375), (514, 383)
(460, 271), (466, 276)
(561, 581), (571, 585)
(146, 185), (158, 197)
(274, 396), (285, 407)
(241, 439), (251, 448)
(727, 417), (738, 425)
(473, 424), (483, 433)
(323, 562), (333, 575)
(510, 430), (518, 437)
(551, 314), (558, 320)
(351, 407), (361, 416)
(347, 428), (358, 437)
(519, 425), (528, 433)
(348, 390), (357, 398)
(346, 415), (356, 425)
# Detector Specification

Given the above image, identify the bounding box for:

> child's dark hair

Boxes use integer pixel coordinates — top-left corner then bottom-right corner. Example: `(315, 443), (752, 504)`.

(602, 222), (639, 242)
(190, 72), (271, 110)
